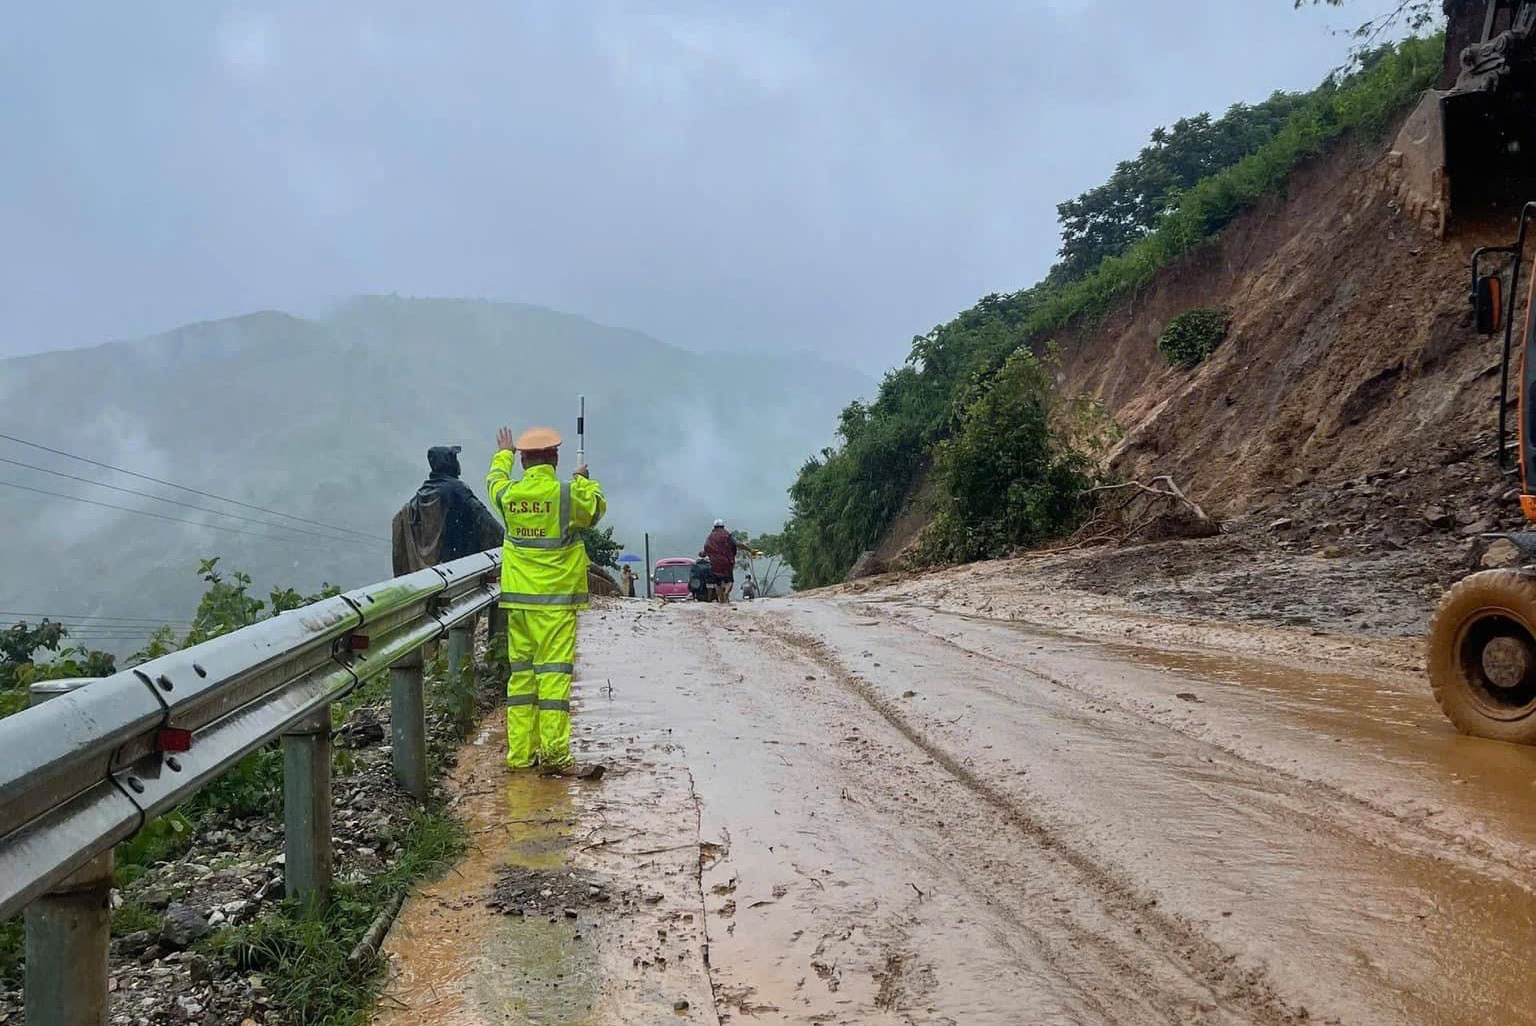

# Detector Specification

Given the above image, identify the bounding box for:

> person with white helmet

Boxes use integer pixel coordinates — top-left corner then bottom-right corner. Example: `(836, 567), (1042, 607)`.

(703, 518), (739, 603)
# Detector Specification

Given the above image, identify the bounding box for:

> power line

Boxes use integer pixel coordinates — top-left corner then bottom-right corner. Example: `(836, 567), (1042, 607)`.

(0, 479), (377, 553)
(0, 432), (388, 543)
(0, 455), (378, 548)
(0, 612), (193, 625)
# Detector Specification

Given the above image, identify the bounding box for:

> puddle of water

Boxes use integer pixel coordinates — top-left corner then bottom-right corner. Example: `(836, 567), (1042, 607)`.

(373, 677), (713, 1026)
(1096, 641), (1536, 843)
(373, 715), (592, 1025)
(475, 920), (600, 1024)
(915, 606), (1536, 852)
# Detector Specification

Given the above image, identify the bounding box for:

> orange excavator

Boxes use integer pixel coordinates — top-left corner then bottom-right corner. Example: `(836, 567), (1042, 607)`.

(1413, 2), (1536, 742)
(1427, 203), (1536, 742)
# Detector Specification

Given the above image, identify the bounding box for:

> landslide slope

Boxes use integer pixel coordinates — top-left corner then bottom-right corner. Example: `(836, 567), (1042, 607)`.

(865, 129), (1514, 574)
(1048, 138), (1507, 517)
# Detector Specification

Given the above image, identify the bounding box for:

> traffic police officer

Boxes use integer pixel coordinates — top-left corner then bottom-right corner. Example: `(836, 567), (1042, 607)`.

(487, 425), (607, 777)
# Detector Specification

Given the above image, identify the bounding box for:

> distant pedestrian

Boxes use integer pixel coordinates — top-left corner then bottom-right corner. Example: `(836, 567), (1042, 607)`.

(689, 551), (714, 602)
(703, 519), (739, 603)
(621, 564), (637, 598)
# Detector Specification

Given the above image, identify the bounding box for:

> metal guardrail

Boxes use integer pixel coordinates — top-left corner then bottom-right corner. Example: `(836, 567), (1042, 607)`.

(0, 549), (503, 1024)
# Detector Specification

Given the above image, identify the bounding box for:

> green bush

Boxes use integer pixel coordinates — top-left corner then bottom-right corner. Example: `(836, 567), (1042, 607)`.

(1158, 307), (1230, 368)
(919, 351), (1095, 563)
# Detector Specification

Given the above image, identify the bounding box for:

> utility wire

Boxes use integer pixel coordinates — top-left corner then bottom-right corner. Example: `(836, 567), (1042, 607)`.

(0, 479), (375, 553)
(0, 612), (194, 625)
(0, 432), (388, 543)
(0, 455), (378, 548)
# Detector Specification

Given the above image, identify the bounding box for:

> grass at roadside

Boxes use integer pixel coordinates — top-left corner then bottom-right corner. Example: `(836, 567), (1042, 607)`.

(0, 641), (503, 1021)
(205, 807), (465, 1026)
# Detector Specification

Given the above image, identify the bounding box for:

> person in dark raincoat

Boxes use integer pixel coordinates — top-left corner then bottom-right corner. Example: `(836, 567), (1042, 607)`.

(392, 445), (504, 574)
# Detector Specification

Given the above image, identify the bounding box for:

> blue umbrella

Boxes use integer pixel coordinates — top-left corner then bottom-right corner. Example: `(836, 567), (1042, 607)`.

(618, 554), (643, 563)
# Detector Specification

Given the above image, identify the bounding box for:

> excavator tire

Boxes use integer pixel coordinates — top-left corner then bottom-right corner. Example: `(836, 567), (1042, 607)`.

(1427, 569), (1536, 744)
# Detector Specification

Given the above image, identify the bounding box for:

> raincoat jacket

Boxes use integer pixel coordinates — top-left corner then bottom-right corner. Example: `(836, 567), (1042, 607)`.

(487, 453), (606, 609)
(392, 446), (503, 575)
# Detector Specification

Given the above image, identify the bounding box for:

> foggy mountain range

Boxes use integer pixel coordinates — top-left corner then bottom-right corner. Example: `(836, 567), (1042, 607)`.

(0, 296), (871, 648)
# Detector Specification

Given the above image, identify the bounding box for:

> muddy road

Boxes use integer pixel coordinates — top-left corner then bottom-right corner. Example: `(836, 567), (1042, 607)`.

(372, 591), (1536, 1026)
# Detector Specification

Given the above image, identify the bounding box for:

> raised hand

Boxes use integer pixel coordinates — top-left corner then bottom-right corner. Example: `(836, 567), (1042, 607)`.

(497, 427), (515, 452)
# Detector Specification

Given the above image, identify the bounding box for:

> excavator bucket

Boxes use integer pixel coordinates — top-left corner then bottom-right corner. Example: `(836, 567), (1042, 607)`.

(1389, 0), (1536, 235)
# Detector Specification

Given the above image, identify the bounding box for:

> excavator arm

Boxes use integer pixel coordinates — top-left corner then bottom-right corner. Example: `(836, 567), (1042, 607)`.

(1392, 1), (1536, 233)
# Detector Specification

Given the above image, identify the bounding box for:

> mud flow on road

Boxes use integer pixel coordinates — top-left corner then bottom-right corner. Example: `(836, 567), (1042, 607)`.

(375, 592), (1536, 1025)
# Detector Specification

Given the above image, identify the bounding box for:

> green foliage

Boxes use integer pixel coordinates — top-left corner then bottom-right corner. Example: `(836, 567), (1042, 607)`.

(0, 618), (118, 718)
(575, 525), (623, 569)
(0, 558), (461, 1008)
(112, 902), (163, 937)
(207, 808), (465, 1026)
(1056, 93), (1315, 278)
(0, 917), (20, 988)
(919, 351), (1097, 563)
(1158, 307), (1230, 367)
(1027, 36), (1440, 337)
(746, 532), (792, 595)
(781, 35), (1440, 581)
(115, 811), (197, 886)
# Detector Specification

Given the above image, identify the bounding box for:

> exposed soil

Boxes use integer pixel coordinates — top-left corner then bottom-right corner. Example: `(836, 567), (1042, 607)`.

(486, 866), (613, 918)
(874, 120), (1536, 648)
(1046, 136), (1520, 522)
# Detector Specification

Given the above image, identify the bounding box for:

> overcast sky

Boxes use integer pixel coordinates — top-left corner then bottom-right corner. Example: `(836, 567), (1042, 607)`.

(1, 1), (1414, 373)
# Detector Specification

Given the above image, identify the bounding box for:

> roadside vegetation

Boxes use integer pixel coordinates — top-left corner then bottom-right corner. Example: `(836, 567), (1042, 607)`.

(0, 554), (502, 1023)
(779, 34), (1444, 587)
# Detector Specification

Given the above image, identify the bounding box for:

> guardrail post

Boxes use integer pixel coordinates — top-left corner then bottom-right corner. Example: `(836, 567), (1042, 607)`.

(25, 679), (113, 1026)
(389, 650), (428, 801)
(447, 620), (475, 726)
(447, 621), (473, 678)
(487, 605), (508, 665)
(282, 707), (333, 906)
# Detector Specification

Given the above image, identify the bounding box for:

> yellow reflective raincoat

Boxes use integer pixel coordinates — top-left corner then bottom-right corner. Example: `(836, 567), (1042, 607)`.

(487, 452), (606, 769)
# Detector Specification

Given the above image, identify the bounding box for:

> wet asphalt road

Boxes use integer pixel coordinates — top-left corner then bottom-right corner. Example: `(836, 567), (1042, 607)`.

(375, 593), (1536, 1025)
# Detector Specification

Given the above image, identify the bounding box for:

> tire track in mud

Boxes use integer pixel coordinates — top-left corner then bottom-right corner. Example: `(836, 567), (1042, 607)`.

(749, 617), (1313, 1026)
(867, 600), (1536, 892)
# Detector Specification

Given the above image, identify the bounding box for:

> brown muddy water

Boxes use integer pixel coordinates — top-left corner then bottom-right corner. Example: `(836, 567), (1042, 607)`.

(374, 597), (1536, 1025)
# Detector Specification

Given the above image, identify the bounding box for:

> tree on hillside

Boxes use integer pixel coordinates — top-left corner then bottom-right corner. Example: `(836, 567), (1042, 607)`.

(576, 526), (623, 570)
(780, 35), (1440, 585)
(747, 533), (793, 595)
(1294, 1), (1441, 45)
(921, 350), (1095, 563)
(1054, 94), (1313, 278)
(1, 619), (118, 717)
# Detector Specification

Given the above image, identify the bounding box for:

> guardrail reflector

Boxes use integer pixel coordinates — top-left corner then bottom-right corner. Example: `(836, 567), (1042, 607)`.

(156, 728), (193, 752)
